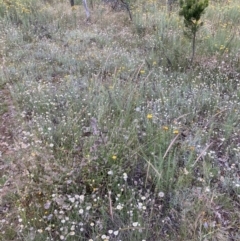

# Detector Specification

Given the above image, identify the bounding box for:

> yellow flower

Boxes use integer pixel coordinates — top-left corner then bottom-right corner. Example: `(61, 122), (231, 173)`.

(163, 126), (169, 130)
(140, 70), (145, 74)
(189, 146), (195, 151)
(147, 114), (153, 119)
(220, 45), (225, 50)
(173, 130), (179, 134)
(112, 155), (117, 160)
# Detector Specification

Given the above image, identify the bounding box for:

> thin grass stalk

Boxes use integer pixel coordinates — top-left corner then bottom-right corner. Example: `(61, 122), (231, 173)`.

(163, 133), (180, 159)
(192, 142), (213, 167)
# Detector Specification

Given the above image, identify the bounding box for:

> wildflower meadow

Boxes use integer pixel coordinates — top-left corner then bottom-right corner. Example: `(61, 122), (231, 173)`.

(0, 0), (239, 240)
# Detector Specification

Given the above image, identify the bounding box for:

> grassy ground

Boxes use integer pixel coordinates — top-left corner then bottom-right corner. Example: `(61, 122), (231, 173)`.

(0, 0), (239, 240)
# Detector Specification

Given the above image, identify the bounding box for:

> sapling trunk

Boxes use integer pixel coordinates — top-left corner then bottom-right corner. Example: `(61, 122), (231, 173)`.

(69, 0), (90, 20)
(70, 0), (74, 7)
(191, 31), (197, 65)
(83, 0), (90, 20)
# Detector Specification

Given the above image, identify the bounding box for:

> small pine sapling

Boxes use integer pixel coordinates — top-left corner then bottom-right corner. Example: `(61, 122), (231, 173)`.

(179, 0), (208, 65)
